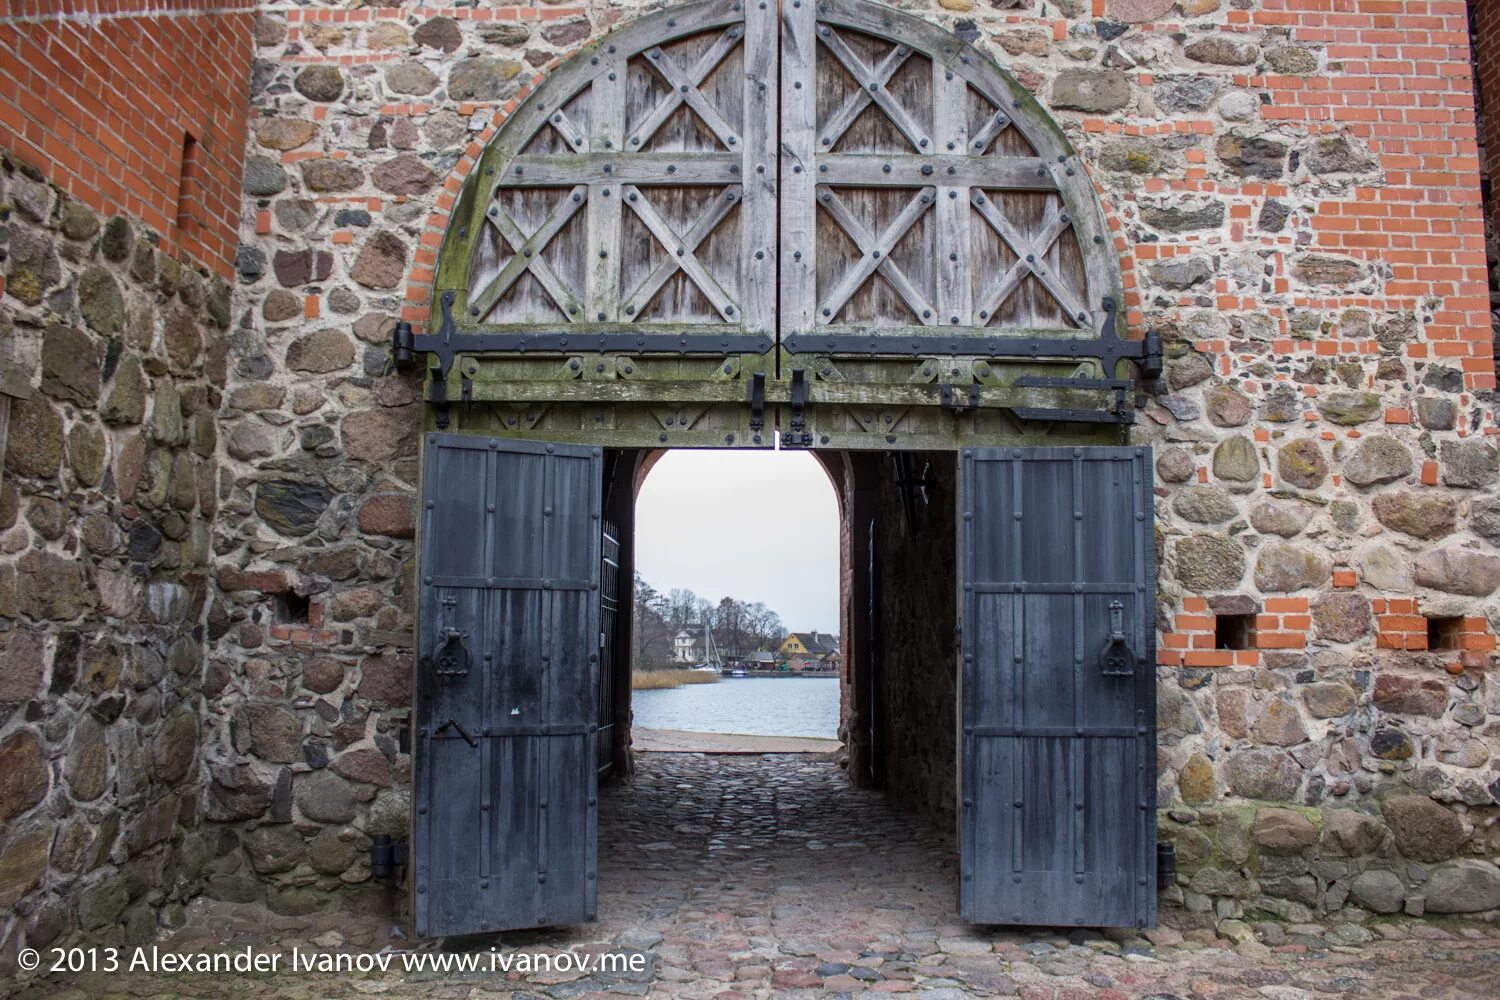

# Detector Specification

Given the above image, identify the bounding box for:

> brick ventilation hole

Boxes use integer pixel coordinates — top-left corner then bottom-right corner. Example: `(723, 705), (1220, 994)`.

(1426, 616), (1463, 651)
(274, 592), (310, 625)
(1214, 613), (1255, 651)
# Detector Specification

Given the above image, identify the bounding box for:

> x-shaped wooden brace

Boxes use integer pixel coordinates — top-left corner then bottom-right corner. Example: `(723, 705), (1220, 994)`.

(816, 186), (937, 326)
(968, 107), (1014, 155)
(817, 26), (929, 153)
(818, 40), (913, 152)
(468, 185), (588, 323)
(545, 107), (588, 153)
(970, 192), (1089, 328)
(621, 185), (741, 322)
(630, 27), (742, 151)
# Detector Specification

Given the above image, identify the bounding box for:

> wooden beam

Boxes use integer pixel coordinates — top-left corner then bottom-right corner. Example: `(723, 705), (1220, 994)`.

(813, 155), (1057, 190)
(500, 154), (741, 187)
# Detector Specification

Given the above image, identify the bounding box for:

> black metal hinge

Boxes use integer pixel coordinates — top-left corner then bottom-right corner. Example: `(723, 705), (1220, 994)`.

(370, 835), (408, 879)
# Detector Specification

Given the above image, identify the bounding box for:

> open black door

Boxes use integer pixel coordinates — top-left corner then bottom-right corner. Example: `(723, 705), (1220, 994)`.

(959, 447), (1156, 928)
(413, 434), (602, 937)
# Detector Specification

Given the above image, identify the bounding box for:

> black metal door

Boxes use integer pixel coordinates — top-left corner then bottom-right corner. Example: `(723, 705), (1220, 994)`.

(414, 434), (602, 937)
(959, 447), (1156, 928)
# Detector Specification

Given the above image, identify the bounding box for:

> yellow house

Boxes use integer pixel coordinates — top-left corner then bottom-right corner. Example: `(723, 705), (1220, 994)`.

(778, 631), (839, 661)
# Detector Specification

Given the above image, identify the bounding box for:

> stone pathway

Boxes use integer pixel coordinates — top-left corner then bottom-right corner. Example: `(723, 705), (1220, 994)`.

(19, 755), (1500, 999)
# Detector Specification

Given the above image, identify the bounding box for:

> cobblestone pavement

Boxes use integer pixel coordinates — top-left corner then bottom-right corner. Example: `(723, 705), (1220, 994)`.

(21, 754), (1500, 999)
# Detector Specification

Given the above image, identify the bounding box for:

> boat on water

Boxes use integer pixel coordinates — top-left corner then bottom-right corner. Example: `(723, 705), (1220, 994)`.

(729, 668), (748, 678)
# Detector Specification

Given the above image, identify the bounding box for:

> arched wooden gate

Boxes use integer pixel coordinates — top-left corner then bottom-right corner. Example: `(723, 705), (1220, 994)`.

(405, 0), (1158, 937)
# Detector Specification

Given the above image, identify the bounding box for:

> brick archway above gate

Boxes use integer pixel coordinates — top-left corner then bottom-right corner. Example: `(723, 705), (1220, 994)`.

(405, 0), (1158, 449)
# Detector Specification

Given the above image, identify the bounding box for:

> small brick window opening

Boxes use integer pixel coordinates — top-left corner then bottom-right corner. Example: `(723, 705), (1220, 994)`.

(275, 592), (310, 625)
(1215, 613), (1255, 651)
(175, 130), (200, 236)
(1427, 616), (1465, 652)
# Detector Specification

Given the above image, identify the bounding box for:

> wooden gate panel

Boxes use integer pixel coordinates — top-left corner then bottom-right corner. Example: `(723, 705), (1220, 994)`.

(415, 435), (603, 937)
(960, 447), (1156, 928)
(771, 0), (1143, 448)
(780, 0), (1120, 351)
(441, 0), (777, 348)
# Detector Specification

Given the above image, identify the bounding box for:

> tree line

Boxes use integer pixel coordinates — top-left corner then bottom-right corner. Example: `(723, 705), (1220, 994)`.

(632, 572), (788, 669)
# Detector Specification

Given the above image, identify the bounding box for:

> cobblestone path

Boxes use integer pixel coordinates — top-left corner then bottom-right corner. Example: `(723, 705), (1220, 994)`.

(21, 754), (1500, 999)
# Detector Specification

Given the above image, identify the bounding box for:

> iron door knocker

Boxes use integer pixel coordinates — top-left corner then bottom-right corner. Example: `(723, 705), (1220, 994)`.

(430, 595), (472, 676)
(1099, 599), (1136, 677)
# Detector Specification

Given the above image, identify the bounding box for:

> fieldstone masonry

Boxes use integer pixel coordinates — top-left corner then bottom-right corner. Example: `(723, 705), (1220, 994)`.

(0, 156), (227, 955)
(4, 0), (1500, 959)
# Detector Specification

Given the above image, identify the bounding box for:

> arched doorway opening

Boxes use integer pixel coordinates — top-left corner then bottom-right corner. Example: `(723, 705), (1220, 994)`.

(628, 449), (841, 748)
(405, 0), (1157, 939)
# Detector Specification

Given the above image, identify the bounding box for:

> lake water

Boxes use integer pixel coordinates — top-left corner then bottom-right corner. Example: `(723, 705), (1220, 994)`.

(633, 676), (840, 739)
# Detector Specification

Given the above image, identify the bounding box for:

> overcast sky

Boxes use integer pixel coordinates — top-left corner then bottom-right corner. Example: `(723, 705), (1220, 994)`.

(634, 449), (840, 634)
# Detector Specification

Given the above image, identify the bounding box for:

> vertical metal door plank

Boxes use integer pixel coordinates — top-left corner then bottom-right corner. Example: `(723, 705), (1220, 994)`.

(1070, 455), (1084, 883)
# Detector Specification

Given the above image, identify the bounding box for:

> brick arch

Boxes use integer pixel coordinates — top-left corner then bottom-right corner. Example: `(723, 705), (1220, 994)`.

(402, 49), (591, 332)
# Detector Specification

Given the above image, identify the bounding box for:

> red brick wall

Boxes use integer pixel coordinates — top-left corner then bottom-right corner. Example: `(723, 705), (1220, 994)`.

(0, 0), (255, 276)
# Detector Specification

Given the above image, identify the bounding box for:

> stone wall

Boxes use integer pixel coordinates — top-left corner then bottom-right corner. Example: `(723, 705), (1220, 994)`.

(207, 0), (1500, 925)
(0, 157), (228, 967)
(199, 1), (602, 914)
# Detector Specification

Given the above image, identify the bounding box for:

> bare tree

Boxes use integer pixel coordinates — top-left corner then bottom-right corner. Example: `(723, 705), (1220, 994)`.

(632, 573), (674, 669)
(745, 602), (787, 651)
(665, 587), (700, 632)
(713, 596), (751, 658)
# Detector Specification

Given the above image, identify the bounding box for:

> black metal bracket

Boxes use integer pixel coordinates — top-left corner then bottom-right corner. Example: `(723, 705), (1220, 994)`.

(747, 371), (766, 432)
(939, 383), (981, 412)
(785, 368), (812, 447)
(370, 835), (408, 880)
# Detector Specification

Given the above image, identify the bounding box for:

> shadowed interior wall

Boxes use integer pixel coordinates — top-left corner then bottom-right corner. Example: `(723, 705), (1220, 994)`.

(869, 452), (958, 829)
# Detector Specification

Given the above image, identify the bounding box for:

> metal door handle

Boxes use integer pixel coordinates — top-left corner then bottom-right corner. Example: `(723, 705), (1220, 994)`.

(434, 718), (478, 747)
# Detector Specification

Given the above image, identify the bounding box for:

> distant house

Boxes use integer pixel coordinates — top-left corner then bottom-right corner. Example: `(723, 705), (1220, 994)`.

(748, 650), (778, 670)
(779, 631), (840, 672)
(672, 625), (706, 664)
